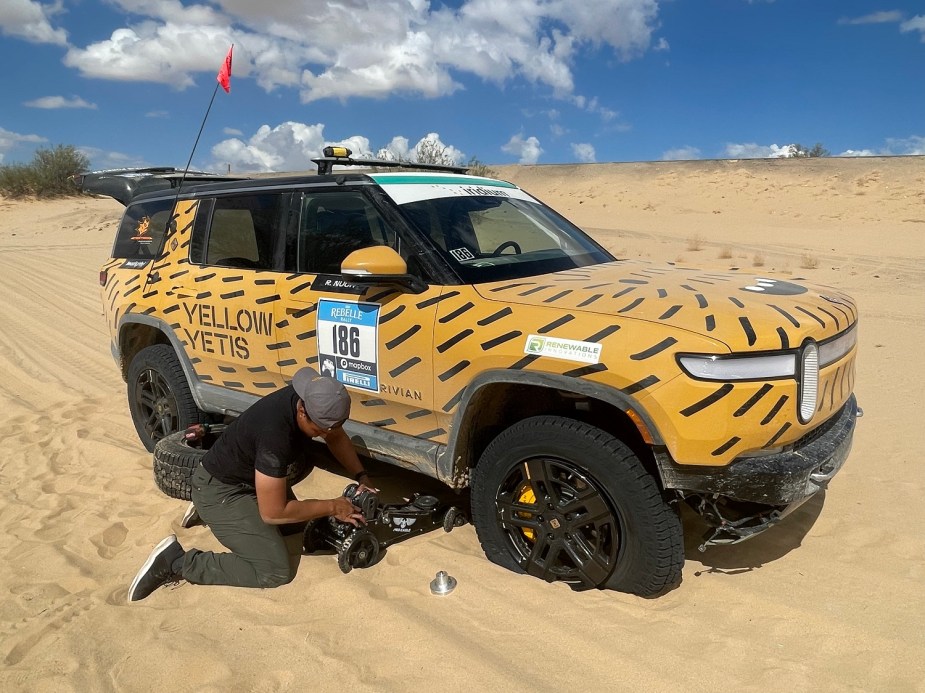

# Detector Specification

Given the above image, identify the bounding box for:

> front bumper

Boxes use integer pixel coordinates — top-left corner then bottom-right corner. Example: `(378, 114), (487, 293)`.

(656, 394), (858, 506)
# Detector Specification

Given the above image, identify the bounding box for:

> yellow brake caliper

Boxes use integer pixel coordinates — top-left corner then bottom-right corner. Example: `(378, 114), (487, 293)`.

(517, 484), (537, 541)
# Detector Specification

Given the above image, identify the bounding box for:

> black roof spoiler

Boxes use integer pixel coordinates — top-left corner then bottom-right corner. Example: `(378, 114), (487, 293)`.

(73, 167), (249, 206)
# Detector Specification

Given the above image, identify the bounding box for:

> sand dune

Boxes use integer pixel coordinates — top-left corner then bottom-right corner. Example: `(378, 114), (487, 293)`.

(0, 156), (923, 691)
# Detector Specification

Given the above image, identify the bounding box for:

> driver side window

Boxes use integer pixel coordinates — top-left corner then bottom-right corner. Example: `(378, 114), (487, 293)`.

(296, 192), (396, 274)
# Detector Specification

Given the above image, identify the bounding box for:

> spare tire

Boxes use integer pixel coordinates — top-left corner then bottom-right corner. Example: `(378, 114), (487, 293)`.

(152, 426), (314, 500)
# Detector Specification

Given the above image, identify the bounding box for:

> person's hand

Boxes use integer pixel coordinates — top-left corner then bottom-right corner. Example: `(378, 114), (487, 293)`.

(356, 481), (379, 494)
(330, 496), (366, 526)
(184, 423), (208, 442)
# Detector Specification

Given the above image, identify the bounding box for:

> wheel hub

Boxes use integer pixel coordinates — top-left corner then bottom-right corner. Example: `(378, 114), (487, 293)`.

(500, 458), (621, 588)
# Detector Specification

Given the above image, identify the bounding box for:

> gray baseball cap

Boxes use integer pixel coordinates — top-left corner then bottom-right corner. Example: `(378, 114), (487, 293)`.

(292, 367), (350, 430)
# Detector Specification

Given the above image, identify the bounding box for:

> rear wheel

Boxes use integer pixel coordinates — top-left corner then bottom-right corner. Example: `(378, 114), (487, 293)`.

(127, 344), (204, 452)
(471, 416), (683, 596)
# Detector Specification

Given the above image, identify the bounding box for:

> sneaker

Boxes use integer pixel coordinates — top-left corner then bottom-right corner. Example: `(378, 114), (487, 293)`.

(128, 535), (185, 602)
(180, 502), (201, 529)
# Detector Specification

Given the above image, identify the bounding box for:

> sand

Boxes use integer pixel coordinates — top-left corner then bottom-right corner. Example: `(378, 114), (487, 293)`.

(0, 156), (923, 692)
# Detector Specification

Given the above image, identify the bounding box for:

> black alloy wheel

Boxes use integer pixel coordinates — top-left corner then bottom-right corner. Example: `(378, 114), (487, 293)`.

(127, 344), (204, 452)
(494, 457), (620, 588)
(472, 416), (684, 596)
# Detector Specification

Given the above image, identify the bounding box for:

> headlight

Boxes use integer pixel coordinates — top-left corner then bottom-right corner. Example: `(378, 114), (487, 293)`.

(677, 325), (856, 425)
(799, 342), (819, 423)
(819, 325), (857, 366)
(677, 353), (796, 380)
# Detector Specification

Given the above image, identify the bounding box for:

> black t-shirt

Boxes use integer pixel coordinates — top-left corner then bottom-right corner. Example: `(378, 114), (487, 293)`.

(202, 385), (312, 487)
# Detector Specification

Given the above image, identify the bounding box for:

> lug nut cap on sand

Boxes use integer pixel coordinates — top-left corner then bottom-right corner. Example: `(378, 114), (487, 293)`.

(430, 570), (457, 595)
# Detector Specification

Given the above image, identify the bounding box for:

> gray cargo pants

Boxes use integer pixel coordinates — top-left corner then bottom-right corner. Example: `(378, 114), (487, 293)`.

(180, 463), (298, 588)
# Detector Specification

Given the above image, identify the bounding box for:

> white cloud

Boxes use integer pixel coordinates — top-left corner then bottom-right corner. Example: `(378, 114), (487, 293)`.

(881, 135), (925, 155)
(62, 0), (660, 105)
(838, 149), (878, 157)
(839, 11), (904, 25)
(0, 0), (67, 45)
(209, 122), (465, 173)
(211, 121), (328, 172)
(0, 126), (47, 163)
(724, 142), (797, 158)
(662, 146), (701, 161)
(146, 110), (169, 118)
(900, 15), (925, 41)
(222, 127), (243, 135)
(78, 146), (149, 170)
(724, 136), (925, 159)
(571, 142), (596, 163)
(838, 136), (925, 157)
(502, 134), (543, 164)
(24, 95), (97, 109)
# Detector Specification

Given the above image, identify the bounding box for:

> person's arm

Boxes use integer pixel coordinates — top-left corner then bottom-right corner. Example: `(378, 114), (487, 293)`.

(323, 426), (370, 485)
(254, 471), (364, 525)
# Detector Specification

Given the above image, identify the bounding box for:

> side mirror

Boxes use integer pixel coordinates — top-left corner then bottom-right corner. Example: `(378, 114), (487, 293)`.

(341, 246), (428, 294)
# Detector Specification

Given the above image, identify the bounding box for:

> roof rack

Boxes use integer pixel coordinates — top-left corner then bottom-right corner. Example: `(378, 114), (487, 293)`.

(311, 146), (468, 176)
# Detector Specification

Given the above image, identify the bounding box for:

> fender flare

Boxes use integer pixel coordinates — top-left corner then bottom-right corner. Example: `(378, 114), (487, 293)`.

(117, 314), (259, 416)
(435, 369), (665, 485)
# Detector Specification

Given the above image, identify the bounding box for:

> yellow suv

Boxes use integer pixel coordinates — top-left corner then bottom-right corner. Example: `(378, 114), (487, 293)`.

(82, 151), (860, 596)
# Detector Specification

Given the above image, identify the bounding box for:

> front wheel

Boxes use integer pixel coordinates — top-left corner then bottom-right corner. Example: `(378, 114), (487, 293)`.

(471, 416), (683, 596)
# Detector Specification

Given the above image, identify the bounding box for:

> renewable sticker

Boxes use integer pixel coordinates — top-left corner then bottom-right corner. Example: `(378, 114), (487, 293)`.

(317, 299), (380, 392)
(524, 334), (602, 364)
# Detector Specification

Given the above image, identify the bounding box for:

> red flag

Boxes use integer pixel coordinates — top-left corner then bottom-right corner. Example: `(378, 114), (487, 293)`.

(217, 45), (233, 93)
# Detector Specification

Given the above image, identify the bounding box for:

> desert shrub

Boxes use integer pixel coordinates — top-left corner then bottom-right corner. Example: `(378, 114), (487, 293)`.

(0, 164), (39, 198)
(787, 143), (829, 158)
(415, 138), (459, 167)
(800, 254), (819, 269)
(0, 144), (89, 198)
(467, 156), (497, 178)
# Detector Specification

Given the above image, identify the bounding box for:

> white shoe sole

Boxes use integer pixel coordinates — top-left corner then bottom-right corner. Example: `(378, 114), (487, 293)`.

(180, 503), (200, 528)
(128, 535), (178, 602)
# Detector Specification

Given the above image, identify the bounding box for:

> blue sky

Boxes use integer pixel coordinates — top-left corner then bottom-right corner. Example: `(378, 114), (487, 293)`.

(1, 1), (923, 172)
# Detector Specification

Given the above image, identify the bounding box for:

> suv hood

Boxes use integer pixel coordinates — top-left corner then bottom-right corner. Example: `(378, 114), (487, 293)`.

(475, 260), (857, 352)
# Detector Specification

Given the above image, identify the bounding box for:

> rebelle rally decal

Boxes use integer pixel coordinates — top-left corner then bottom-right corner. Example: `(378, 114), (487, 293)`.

(317, 299), (381, 392)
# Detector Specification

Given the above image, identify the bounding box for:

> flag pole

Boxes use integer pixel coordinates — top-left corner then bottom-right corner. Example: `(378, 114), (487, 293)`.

(177, 80), (221, 192)
(166, 45), (233, 239)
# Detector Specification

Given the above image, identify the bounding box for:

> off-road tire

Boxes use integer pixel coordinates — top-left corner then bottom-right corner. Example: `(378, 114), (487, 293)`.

(127, 344), (204, 452)
(152, 428), (314, 500)
(471, 415), (684, 597)
(153, 431), (203, 500)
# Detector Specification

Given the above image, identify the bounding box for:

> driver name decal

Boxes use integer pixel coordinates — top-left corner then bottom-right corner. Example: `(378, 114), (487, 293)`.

(317, 299), (380, 392)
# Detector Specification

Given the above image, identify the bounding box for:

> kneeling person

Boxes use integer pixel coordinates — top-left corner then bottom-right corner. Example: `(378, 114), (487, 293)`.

(129, 367), (371, 601)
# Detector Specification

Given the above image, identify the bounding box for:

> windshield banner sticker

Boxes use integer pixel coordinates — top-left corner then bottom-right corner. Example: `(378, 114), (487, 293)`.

(317, 299), (380, 392)
(524, 334), (602, 364)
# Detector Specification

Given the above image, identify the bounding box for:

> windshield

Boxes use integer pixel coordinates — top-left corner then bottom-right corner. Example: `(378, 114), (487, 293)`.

(398, 194), (613, 283)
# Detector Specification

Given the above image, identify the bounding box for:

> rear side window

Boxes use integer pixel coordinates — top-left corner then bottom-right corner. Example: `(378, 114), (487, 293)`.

(112, 198), (175, 259)
(191, 193), (282, 269)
